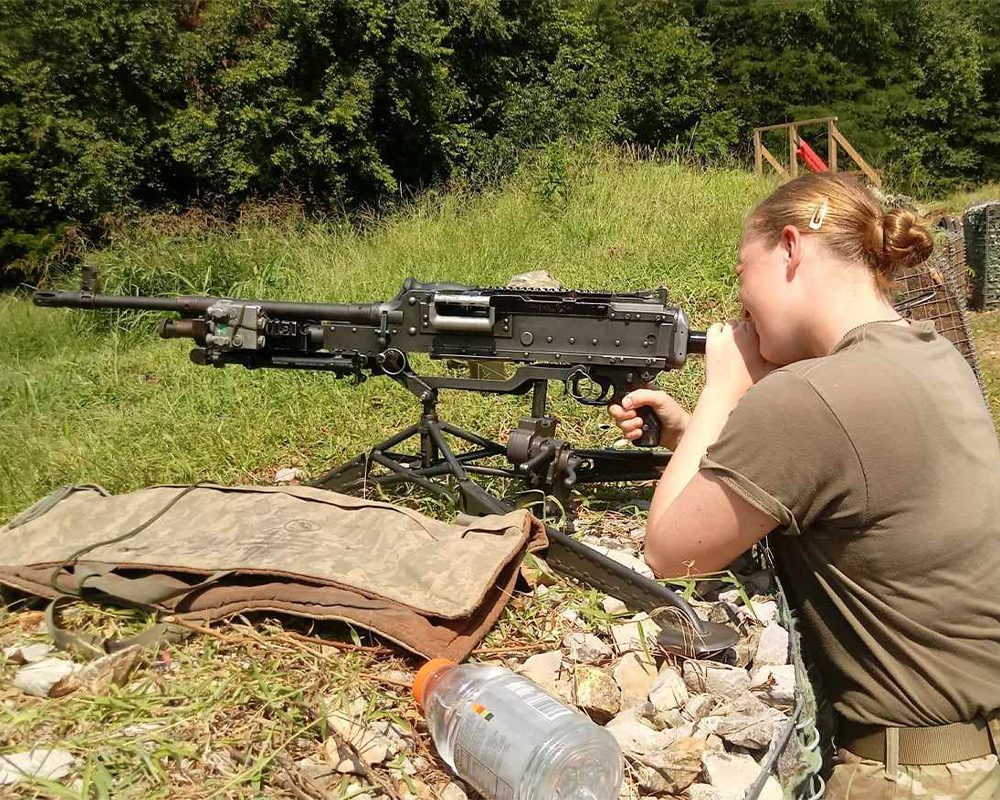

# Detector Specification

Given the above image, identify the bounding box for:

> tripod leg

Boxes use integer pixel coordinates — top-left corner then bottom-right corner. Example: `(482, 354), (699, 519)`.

(306, 453), (369, 492)
(424, 419), (508, 516)
(306, 424), (421, 491)
(369, 452), (458, 506)
(438, 423), (507, 454)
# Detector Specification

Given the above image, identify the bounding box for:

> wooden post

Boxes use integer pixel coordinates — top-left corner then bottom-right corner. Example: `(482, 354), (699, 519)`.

(828, 120), (838, 174)
(760, 144), (787, 175)
(754, 129), (762, 175)
(830, 126), (881, 188)
(789, 124), (798, 178)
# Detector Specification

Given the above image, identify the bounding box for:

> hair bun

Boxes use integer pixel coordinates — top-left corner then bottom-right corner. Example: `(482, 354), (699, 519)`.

(881, 208), (933, 271)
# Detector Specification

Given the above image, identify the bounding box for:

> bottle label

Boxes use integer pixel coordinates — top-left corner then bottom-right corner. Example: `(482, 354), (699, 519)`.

(506, 678), (575, 722)
(451, 676), (576, 799)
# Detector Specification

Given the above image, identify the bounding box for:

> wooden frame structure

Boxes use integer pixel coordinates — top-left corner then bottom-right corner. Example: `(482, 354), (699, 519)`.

(753, 116), (881, 187)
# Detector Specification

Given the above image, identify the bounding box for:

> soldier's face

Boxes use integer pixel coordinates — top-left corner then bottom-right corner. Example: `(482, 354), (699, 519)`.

(735, 230), (803, 366)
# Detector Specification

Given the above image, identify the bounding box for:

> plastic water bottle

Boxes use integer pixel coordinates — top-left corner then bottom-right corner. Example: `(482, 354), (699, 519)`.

(412, 658), (623, 800)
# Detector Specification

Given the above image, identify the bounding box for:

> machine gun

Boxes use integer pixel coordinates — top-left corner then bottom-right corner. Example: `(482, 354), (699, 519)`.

(34, 274), (736, 656)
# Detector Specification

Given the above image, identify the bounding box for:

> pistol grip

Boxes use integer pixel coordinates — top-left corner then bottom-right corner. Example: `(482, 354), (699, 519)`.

(634, 405), (661, 448)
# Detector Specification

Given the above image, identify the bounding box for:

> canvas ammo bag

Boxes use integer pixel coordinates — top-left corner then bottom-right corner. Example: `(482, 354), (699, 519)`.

(0, 483), (546, 660)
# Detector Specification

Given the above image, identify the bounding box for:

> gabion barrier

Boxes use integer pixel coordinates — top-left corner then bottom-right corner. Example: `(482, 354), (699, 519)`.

(965, 201), (1000, 310)
(892, 239), (984, 393)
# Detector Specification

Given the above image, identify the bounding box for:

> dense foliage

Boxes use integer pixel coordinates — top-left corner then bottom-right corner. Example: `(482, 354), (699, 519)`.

(2, 0), (998, 279)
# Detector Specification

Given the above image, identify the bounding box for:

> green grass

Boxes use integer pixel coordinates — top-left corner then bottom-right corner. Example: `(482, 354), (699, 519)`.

(971, 310), (1000, 422)
(0, 150), (773, 523)
(921, 180), (1000, 218)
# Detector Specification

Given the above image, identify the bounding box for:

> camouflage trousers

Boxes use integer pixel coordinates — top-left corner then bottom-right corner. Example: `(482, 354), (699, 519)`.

(826, 748), (1000, 799)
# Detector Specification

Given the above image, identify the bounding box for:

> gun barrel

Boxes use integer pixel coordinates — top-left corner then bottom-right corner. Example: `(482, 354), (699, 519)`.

(32, 291), (401, 325)
(34, 291), (194, 313)
(687, 330), (707, 354)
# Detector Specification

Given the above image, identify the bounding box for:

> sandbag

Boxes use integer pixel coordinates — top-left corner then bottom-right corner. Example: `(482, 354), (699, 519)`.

(0, 483), (547, 660)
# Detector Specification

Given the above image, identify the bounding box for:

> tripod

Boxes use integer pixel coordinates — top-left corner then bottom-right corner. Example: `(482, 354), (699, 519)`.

(306, 369), (738, 657)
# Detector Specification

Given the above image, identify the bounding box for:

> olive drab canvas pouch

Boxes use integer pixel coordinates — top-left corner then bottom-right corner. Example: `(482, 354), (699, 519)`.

(0, 484), (547, 660)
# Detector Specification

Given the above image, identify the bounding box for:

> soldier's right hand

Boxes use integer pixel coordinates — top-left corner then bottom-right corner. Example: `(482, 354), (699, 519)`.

(607, 389), (691, 450)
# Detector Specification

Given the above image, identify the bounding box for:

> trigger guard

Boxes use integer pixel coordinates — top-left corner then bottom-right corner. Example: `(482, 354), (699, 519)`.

(566, 372), (612, 405)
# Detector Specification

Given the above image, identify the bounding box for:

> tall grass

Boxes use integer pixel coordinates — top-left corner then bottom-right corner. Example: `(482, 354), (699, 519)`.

(2, 150), (776, 521)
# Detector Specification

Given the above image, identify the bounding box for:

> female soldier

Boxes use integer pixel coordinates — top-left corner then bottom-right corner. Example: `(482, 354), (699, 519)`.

(609, 173), (1000, 798)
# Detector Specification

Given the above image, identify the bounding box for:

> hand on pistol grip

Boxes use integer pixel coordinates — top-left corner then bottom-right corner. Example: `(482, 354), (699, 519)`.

(608, 387), (690, 450)
(609, 390), (661, 448)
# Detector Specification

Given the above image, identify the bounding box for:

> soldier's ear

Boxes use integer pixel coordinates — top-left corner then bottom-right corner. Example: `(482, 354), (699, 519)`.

(780, 225), (803, 279)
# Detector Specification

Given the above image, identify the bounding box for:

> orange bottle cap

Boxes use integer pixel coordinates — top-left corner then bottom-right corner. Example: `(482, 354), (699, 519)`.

(412, 658), (455, 706)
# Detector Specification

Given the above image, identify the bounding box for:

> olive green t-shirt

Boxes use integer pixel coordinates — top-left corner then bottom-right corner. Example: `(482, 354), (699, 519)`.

(701, 320), (1000, 727)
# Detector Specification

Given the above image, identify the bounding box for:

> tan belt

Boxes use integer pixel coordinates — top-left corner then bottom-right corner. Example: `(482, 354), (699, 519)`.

(840, 717), (1000, 766)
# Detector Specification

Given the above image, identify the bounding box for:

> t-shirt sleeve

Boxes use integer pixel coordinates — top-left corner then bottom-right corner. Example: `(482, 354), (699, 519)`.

(700, 369), (867, 536)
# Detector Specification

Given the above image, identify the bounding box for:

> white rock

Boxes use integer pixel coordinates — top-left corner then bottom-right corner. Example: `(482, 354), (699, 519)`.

(516, 650), (563, 690)
(697, 693), (785, 750)
(553, 676), (576, 705)
(611, 613), (662, 654)
(602, 596), (627, 615)
(656, 707), (688, 728)
(392, 756), (417, 776)
(586, 544), (655, 579)
(758, 776), (784, 800)
(751, 664), (796, 707)
(561, 608), (583, 627)
(612, 654), (657, 709)
(58, 646), (142, 696)
(682, 694), (718, 722)
(563, 632), (612, 664)
(13, 658), (77, 697)
(521, 555), (559, 588)
(635, 737), (706, 795)
(754, 623), (789, 666)
(741, 597), (778, 626)
(440, 782), (468, 800)
(273, 467), (302, 484)
(695, 772), (780, 800)
(0, 748), (76, 786)
(702, 752), (762, 795)
(119, 722), (165, 739)
(2, 643), (55, 664)
(682, 660), (751, 699)
(729, 627), (761, 669)
(574, 665), (621, 722)
(296, 757), (339, 791)
(688, 783), (742, 800)
(648, 664), (688, 712)
(604, 710), (675, 757)
(324, 706), (411, 769)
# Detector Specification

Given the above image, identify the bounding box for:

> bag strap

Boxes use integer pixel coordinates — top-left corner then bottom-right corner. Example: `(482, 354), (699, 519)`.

(45, 596), (185, 657)
(39, 482), (223, 658)
(45, 565), (234, 658)
(7, 484), (109, 529)
(48, 483), (204, 593)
